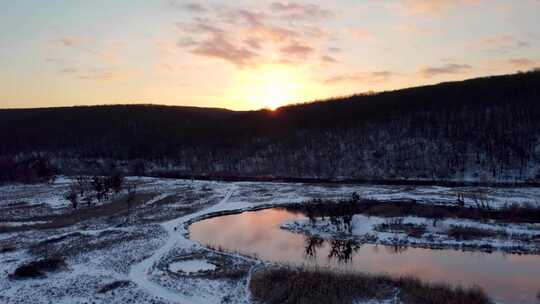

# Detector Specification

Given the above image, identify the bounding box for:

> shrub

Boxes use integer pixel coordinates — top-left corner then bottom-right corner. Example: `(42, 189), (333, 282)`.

(0, 155), (57, 184)
(375, 218), (427, 238)
(64, 187), (78, 209)
(447, 226), (497, 241)
(0, 244), (16, 253)
(11, 257), (66, 279)
(287, 198), (540, 225)
(98, 280), (131, 293)
(109, 173), (124, 194)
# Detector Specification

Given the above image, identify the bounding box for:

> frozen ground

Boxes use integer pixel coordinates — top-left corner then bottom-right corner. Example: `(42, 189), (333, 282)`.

(0, 177), (539, 303)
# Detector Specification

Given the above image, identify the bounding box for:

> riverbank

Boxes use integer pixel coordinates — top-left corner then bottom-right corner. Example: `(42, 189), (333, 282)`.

(281, 199), (540, 255)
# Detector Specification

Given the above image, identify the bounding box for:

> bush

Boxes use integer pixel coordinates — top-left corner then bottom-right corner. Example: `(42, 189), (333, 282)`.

(0, 155), (57, 184)
(11, 257), (66, 279)
(0, 244), (16, 253)
(375, 218), (427, 238)
(64, 187), (78, 209)
(98, 280), (131, 293)
(109, 173), (124, 193)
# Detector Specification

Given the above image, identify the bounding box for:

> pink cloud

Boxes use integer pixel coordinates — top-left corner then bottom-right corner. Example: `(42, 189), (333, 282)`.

(168, 1), (208, 12)
(507, 58), (537, 67)
(420, 63), (472, 77)
(325, 71), (396, 84)
(469, 34), (531, 53)
(174, 3), (336, 68)
(481, 58), (539, 71)
(270, 2), (332, 20)
(280, 41), (313, 59)
(347, 28), (375, 41)
(191, 35), (258, 67)
(320, 55), (338, 64)
(77, 68), (127, 81)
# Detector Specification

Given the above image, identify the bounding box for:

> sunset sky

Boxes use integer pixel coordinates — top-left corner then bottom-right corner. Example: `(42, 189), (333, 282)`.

(1, 0), (539, 110)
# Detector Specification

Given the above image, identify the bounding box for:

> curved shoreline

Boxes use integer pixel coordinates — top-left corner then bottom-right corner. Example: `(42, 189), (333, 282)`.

(128, 187), (238, 304)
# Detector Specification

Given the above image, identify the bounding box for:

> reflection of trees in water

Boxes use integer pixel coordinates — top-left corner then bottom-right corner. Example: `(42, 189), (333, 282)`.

(304, 235), (324, 259)
(384, 244), (408, 254)
(304, 236), (362, 263)
(328, 239), (361, 263)
(305, 236), (409, 264)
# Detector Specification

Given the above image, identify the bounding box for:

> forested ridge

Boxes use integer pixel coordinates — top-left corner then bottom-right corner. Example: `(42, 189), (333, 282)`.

(2, 71), (540, 183)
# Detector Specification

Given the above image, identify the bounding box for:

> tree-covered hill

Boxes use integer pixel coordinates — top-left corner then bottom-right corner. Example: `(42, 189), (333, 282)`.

(2, 70), (540, 183)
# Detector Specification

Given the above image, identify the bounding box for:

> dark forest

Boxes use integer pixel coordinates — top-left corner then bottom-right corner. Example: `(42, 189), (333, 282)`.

(2, 71), (539, 183)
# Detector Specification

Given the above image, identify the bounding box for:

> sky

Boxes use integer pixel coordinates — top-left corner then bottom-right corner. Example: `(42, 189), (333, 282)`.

(1, 0), (539, 111)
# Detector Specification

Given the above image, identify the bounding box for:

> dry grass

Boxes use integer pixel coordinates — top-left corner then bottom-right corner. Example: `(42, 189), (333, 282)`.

(447, 226), (498, 241)
(286, 199), (540, 224)
(375, 218), (427, 238)
(0, 192), (156, 233)
(250, 267), (491, 304)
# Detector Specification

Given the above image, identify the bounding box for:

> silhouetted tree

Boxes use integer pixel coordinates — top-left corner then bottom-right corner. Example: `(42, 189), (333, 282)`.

(64, 188), (78, 210)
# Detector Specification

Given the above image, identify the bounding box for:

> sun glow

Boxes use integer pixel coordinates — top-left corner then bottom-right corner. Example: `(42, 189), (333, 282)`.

(227, 64), (316, 110)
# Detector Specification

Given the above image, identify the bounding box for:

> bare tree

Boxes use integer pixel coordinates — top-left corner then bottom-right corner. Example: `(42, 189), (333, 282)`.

(75, 175), (90, 197)
(64, 187), (78, 210)
(456, 192), (465, 208)
(124, 180), (138, 224)
(109, 173), (124, 194)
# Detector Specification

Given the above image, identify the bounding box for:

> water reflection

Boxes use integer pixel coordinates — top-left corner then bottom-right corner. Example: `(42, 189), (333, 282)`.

(305, 236), (362, 262)
(304, 235), (324, 259)
(189, 208), (540, 304)
(328, 239), (361, 262)
(384, 244), (409, 255)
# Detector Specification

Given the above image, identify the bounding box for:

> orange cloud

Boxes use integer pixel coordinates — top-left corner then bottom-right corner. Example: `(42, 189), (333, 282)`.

(400, 0), (481, 15)
(395, 23), (436, 34)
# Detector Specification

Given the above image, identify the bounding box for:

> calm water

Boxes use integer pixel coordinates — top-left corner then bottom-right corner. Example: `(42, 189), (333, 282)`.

(189, 208), (540, 304)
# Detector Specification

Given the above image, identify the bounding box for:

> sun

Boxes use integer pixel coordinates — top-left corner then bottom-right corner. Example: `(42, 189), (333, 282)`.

(227, 64), (314, 110)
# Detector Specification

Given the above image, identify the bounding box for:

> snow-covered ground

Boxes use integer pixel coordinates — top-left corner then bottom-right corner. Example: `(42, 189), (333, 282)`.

(0, 177), (539, 303)
(2, 177), (539, 211)
(168, 260), (216, 274)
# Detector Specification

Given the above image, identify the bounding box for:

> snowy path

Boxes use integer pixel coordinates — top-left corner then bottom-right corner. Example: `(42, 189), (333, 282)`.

(128, 187), (236, 304)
